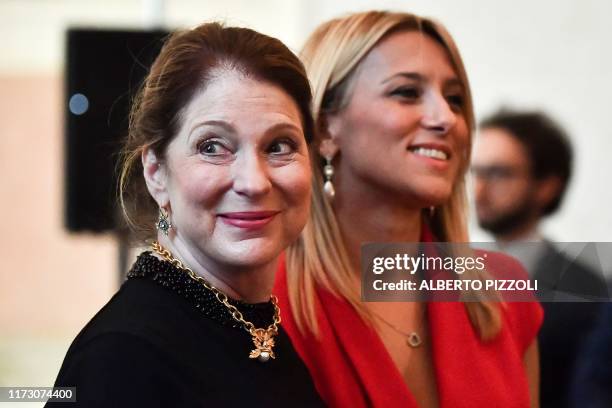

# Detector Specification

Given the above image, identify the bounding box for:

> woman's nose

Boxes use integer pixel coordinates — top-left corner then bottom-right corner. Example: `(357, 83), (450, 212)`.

(231, 151), (272, 197)
(420, 92), (457, 134)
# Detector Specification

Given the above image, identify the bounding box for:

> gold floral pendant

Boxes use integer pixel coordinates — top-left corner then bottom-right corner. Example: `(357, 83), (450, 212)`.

(249, 328), (277, 362)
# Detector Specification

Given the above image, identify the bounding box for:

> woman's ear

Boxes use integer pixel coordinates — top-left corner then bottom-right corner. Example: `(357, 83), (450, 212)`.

(142, 147), (169, 208)
(318, 113), (341, 159)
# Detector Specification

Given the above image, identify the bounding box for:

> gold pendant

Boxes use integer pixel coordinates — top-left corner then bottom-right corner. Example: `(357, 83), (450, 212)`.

(249, 328), (277, 362)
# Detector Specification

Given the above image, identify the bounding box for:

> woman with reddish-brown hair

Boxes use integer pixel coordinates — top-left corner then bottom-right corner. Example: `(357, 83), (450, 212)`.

(48, 22), (324, 407)
(275, 10), (542, 407)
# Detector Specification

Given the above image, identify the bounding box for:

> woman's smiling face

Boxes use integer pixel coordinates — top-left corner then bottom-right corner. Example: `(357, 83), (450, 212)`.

(145, 69), (311, 269)
(325, 30), (470, 208)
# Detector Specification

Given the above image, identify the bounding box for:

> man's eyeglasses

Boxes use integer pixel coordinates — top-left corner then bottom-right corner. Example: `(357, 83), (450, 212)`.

(470, 165), (528, 182)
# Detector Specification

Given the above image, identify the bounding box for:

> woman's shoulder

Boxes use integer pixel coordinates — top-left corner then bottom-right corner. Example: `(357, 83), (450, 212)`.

(57, 276), (212, 380)
(473, 249), (544, 352)
(467, 249), (543, 353)
(54, 278), (187, 371)
(50, 279), (224, 406)
(49, 329), (183, 407)
(56, 330), (168, 377)
(73, 278), (190, 344)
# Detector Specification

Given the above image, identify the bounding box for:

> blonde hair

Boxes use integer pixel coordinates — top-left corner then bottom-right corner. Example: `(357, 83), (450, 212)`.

(286, 10), (502, 341)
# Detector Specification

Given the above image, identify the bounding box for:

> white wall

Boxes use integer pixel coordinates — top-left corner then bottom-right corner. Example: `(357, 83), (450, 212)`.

(0, 0), (306, 75)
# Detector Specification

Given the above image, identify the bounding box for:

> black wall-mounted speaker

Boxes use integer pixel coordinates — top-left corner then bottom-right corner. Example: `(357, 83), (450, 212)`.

(64, 28), (169, 233)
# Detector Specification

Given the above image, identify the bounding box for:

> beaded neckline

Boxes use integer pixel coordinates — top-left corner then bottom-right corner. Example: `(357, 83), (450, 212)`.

(127, 252), (275, 329)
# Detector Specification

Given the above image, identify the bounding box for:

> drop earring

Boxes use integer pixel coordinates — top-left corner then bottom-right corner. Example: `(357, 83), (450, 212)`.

(156, 207), (172, 235)
(323, 156), (335, 199)
(429, 206), (436, 218)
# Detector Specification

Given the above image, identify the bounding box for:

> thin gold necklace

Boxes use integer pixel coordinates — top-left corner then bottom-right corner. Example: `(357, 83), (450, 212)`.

(151, 241), (281, 362)
(370, 305), (426, 348)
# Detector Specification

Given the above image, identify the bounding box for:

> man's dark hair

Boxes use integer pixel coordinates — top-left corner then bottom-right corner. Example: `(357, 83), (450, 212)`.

(480, 109), (573, 216)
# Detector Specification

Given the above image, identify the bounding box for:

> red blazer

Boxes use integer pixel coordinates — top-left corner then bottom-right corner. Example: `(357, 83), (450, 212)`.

(273, 238), (543, 407)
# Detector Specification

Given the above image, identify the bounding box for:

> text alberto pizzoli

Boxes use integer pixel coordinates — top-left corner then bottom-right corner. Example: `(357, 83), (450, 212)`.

(370, 254), (536, 292)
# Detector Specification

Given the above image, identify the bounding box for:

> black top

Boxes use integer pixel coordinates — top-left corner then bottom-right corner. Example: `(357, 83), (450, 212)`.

(47, 253), (324, 408)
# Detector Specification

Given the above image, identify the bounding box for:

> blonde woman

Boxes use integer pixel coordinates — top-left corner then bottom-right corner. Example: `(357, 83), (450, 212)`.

(274, 11), (542, 408)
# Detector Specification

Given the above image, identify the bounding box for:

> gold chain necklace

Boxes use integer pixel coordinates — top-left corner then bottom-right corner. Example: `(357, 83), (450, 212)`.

(151, 241), (281, 362)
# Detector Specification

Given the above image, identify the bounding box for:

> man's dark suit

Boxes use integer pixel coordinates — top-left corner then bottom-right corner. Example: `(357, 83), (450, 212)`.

(533, 241), (608, 408)
(571, 300), (612, 408)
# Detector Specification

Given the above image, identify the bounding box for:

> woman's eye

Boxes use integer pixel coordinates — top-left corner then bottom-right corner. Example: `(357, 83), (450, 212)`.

(198, 140), (228, 156)
(446, 94), (464, 110)
(391, 87), (421, 100)
(268, 139), (297, 155)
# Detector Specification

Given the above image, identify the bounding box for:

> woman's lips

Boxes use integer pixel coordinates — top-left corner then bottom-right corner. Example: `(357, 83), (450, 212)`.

(217, 211), (279, 229)
(407, 143), (452, 170)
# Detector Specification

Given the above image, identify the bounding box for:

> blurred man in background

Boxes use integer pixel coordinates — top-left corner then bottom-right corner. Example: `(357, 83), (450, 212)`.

(473, 109), (571, 245)
(472, 109), (607, 407)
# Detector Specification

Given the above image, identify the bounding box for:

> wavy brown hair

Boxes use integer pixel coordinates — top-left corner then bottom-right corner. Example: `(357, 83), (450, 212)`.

(118, 22), (314, 241)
